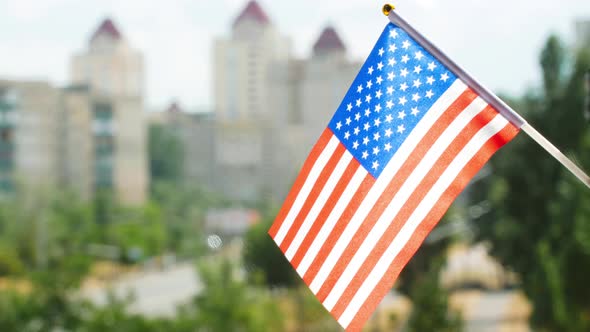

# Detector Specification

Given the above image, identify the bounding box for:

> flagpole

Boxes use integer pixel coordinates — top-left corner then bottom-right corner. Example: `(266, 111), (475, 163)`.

(383, 4), (590, 189)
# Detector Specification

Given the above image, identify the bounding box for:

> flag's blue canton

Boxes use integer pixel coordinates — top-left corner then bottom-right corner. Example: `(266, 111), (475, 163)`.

(328, 23), (456, 178)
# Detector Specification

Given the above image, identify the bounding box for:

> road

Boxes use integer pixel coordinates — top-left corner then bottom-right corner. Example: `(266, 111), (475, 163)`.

(461, 290), (531, 332)
(82, 263), (201, 317)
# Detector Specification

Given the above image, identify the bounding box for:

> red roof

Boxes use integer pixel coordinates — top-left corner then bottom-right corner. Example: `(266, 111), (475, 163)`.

(90, 18), (122, 43)
(233, 1), (270, 27)
(313, 26), (346, 54)
(166, 102), (183, 113)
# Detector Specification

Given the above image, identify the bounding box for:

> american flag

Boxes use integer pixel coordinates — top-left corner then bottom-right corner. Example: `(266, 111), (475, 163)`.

(269, 21), (520, 331)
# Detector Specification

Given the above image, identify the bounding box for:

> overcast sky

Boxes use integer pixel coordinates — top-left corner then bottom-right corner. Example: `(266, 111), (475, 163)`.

(1, 0), (589, 111)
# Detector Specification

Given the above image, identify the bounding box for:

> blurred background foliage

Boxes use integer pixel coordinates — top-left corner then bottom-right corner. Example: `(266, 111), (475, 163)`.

(0, 31), (588, 332)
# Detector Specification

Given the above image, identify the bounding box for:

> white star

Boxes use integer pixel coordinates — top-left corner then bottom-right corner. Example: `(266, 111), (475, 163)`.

(428, 62), (437, 71)
(375, 90), (382, 99)
(368, 66), (374, 75)
(386, 100), (394, 109)
(378, 48), (385, 56)
(346, 117), (352, 125)
(336, 121), (342, 129)
(355, 113), (361, 121)
(363, 137), (370, 145)
(398, 110), (406, 120)
(413, 65), (422, 74)
(365, 94), (372, 103)
(400, 68), (409, 77)
(356, 98), (362, 107)
(385, 115), (393, 123)
(441, 73), (450, 82)
(425, 90), (434, 98)
(389, 30), (398, 39)
(357, 85), (363, 93)
(386, 86), (394, 95)
(401, 55), (410, 63)
(377, 62), (384, 71)
(372, 160), (380, 170)
(384, 143), (393, 152)
(411, 107), (420, 116)
(375, 104), (382, 113)
(364, 122), (371, 131)
(397, 124), (406, 134)
(389, 44), (397, 53)
(354, 126), (360, 135)
(413, 79), (422, 88)
(426, 76), (435, 85)
(414, 51), (424, 60)
(387, 72), (395, 81)
(362, 151), (369, 159)
(373, 146), (380, 155)
(412, 93), (421, 102)
(364, 108), (371, 117)
(399, 96), (407, 105)
(374, 118), (381, 127)
(344, 131), (350, 139)
(400, 83), (409, 92)
(373, 132), (381, 141)
(385, 128), (393, 137)
(402, 40), (411, 50)
(366, 80), (373, 89)
(376, 76), (383, 85)
(353, 141), (359, 149)
(347, 103), (353, 111)
(388, 58), (396, 67)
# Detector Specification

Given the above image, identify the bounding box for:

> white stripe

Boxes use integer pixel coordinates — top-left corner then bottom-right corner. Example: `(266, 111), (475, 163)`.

(338, 115), (509, 328)
(285, 151), (353, 260)
(274, 135), (340, 245)
(296, 166), (367, 276)
(322, 96), (488, 310)
(308, 80), (466, 293)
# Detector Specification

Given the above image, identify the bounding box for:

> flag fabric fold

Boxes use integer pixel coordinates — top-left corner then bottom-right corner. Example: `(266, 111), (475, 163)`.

(269, 20), (520, 331)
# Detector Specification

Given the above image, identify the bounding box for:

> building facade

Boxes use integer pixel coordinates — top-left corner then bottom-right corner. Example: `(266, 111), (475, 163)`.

(0, 18), (148, 205)
(0, 80), (60, 195)
(69, 18), (148, 205)
(159, 1), (361, 203)
(575, 20), (590, 49)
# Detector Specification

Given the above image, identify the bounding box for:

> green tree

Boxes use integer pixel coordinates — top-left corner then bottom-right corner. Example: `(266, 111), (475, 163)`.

(475, 36), (590, 331)
(243, 217), (298, 287)
(406, 258), (463, 332)
(398, 209), (464, 332)
(184, 259), (285, 331)
(148, 124), (184, 185)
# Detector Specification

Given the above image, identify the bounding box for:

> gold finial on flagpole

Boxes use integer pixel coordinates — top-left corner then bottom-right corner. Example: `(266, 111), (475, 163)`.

(382, 4), (395, 16)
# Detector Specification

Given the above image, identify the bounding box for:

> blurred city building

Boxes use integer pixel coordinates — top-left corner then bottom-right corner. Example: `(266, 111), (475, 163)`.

(0, 81), (60, 195)
(204, 208), (261, 238)
(68, 18), (148, 204)
(154, 1), (361, 203)
(151, 102), (216, 189)
(0, 18), (147, 205)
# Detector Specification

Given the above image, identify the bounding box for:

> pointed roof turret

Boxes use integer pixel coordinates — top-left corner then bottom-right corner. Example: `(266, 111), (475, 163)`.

(233, 1), (270, 28)
(90, 18), (122, 44)
(166, 101), (183, 114)
(313, 26), (346, 55)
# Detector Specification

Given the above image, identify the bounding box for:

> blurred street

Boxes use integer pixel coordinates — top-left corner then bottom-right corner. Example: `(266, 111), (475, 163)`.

(81, 262), (532, 331)
(83, 263), (201, 317)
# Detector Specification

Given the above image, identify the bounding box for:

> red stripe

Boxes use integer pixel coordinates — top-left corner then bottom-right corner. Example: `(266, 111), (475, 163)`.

(313, 88), (477, 302)
(280, 144), (347, 252)
(269, 129), (333, 238)
(345, 123), (519, 331)
(302, 174), (375, 284)
(330, 105), (498, 318)
(290, 159), (361, 268)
